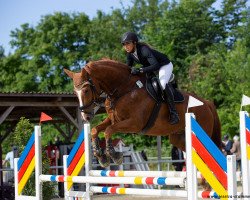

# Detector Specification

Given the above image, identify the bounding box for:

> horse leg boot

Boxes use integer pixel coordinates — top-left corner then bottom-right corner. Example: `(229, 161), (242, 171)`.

(106, 139), (123, 165)
(163, 83), (179, 124)
(92, 137), (110, 168)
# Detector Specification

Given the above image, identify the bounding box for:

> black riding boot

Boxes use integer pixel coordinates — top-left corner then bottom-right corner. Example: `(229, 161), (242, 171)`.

(163, 83), (180, 124)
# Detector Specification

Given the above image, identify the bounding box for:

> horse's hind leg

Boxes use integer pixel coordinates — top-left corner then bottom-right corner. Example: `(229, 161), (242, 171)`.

(169, 132), (211, 190)
(169, 132), (186, 151)
(91, 117), (112, 168)
(105, 138), (123, 165)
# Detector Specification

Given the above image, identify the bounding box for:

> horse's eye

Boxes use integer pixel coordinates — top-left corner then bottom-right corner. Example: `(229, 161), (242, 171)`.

(83, 89), (89, 94)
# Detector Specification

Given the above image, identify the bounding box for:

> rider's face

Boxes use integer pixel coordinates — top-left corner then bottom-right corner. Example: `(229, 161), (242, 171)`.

(123, 42), (136, 53)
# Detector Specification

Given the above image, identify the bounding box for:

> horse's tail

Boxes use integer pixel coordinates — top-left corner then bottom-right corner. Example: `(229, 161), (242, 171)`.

(207, 101), (222, 149)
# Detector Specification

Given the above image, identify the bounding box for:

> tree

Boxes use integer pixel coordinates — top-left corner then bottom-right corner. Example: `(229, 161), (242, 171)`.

(0, 45), (5, 89)
(144, 0), (221, 83)
(124, 0), (167, 35)
(188, 39), (250, 135)
(213, 0), (248, 47)
(1, 12), (90, 92)
(86, 10), (128, 61)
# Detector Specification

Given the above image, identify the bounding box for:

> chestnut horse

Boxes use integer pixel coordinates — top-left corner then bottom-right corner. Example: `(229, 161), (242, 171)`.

(64, 59), (221, 168)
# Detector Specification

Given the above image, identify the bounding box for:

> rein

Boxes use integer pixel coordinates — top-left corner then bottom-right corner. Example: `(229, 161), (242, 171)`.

(108, 74), (133, 97)
(106, 73), (136, 109)
(82, 64), (137, 112)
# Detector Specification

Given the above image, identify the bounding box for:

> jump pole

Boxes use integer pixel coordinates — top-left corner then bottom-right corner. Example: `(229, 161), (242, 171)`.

(84, 123), (91, 200)
(68, 116), (237, 199)
(14, 126), (42, 200)
(14, 114), (241, 199)
(185, 112), (237, 200)
(185, 113), (198, 200)
(63, 123), (91, 200)
(90, 186), (223, 198)
(240, 111), (250, 196)
(14, 123), (186, 199)
(89, 170), (201, 178)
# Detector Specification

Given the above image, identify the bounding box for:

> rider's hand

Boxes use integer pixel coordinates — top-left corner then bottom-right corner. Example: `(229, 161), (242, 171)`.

(139, 68), (144, 73)
(131, 67), (140, 75)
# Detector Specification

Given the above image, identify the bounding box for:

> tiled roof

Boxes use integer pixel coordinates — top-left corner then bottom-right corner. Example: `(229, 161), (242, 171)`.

(0, 91), (74, 97)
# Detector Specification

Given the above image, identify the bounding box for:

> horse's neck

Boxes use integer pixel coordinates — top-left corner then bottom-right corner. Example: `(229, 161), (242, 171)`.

(91, 68), (129, 95)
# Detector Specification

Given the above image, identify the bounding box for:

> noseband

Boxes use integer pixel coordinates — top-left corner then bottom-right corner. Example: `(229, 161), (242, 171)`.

(74, 75), (103, 113)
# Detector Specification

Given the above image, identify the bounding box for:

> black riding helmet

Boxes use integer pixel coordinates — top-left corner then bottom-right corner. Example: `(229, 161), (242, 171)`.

(121, 32), (138, 44)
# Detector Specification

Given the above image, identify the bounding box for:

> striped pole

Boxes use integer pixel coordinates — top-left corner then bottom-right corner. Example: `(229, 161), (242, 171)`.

(65, 128), (85, 191)
(89, 170), (202, 178)
(84, 123), (91, 200)
(35, 126), (42, 200)
(191, 116), (228, 197)
(186, 113), (237, 199)
(240, 111), (250, 196)
(63, 124), (91, 200)
(88, 170), (241, 181)
(39, 175), (185, 186)
(192, 114), (228, 198)
(186, 113), (197, 200)
(90, 186), (187, 197)
(16, 133), (35, 195)
(13, 117), (243, 199)
(14, 126), (42, 200)
(227, 155), (237, 198)
(90, 186), (229, 199)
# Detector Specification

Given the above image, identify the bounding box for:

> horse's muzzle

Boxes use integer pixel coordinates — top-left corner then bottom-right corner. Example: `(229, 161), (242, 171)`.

(81, 112), (94, 122)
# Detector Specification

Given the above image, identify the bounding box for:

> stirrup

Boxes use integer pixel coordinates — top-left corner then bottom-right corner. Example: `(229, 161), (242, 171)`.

(169, 112), (179, 125)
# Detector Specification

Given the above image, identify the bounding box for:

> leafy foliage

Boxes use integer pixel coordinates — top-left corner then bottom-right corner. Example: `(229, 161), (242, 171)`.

(189, 39), (250, 136)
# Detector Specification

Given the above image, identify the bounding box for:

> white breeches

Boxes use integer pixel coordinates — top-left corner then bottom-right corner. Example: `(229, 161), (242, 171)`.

(159, 62), (173, 89)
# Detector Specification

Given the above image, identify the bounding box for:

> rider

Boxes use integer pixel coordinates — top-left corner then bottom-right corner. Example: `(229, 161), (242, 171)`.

(121, 31), (179, 125)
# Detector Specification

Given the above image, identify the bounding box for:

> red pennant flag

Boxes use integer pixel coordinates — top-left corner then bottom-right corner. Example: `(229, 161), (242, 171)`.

(40, 112), (53, 123)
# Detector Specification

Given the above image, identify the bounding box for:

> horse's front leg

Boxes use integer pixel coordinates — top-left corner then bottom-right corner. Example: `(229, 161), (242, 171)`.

(104, 119), (141, 165)
(91, 117), (112, 168)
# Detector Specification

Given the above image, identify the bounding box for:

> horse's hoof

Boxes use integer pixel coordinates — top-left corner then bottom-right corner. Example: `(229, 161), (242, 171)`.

(199, 178), (211, 191)
(110, 152), (123, 165)
(97, 154), (110, 168)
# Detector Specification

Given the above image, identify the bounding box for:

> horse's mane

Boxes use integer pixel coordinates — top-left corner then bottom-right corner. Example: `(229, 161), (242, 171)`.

(85, 59), (130, 73)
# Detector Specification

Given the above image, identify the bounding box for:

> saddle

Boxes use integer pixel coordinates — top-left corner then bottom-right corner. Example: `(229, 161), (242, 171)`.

(138, 73), (184, 135)
(145, 74), (184, 104)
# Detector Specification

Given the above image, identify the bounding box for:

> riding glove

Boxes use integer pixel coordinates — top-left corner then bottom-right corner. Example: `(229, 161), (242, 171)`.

(131, 67), (144, 75)
(131, 67), (140, 75)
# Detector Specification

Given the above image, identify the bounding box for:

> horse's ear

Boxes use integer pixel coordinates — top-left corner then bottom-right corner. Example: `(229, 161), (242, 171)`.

(81, 68), (87, 78)
(64, 68), (74, 79)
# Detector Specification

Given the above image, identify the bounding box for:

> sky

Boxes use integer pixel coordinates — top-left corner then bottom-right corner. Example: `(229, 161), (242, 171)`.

(1, 0), (248, 54)
(0, 0), (131, 53)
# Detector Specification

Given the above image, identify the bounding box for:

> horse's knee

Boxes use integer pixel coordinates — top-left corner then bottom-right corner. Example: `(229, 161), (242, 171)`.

(91, 128), (99, 139)
(104, 127), (113, 140)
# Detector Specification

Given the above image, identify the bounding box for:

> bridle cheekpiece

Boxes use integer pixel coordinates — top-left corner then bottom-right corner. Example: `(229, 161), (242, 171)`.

(74, 75), (103, 113)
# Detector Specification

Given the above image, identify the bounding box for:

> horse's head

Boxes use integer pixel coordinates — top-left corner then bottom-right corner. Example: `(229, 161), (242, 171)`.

(64, 60), (132, 121)
(64, 68), (102, 122)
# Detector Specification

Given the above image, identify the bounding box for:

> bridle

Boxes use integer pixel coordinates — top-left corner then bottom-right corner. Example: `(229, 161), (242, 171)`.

(74, 75), (103, 114)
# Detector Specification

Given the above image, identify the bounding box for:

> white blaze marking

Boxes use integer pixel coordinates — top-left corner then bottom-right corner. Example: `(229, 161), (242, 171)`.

(75, 90), (83, 107)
